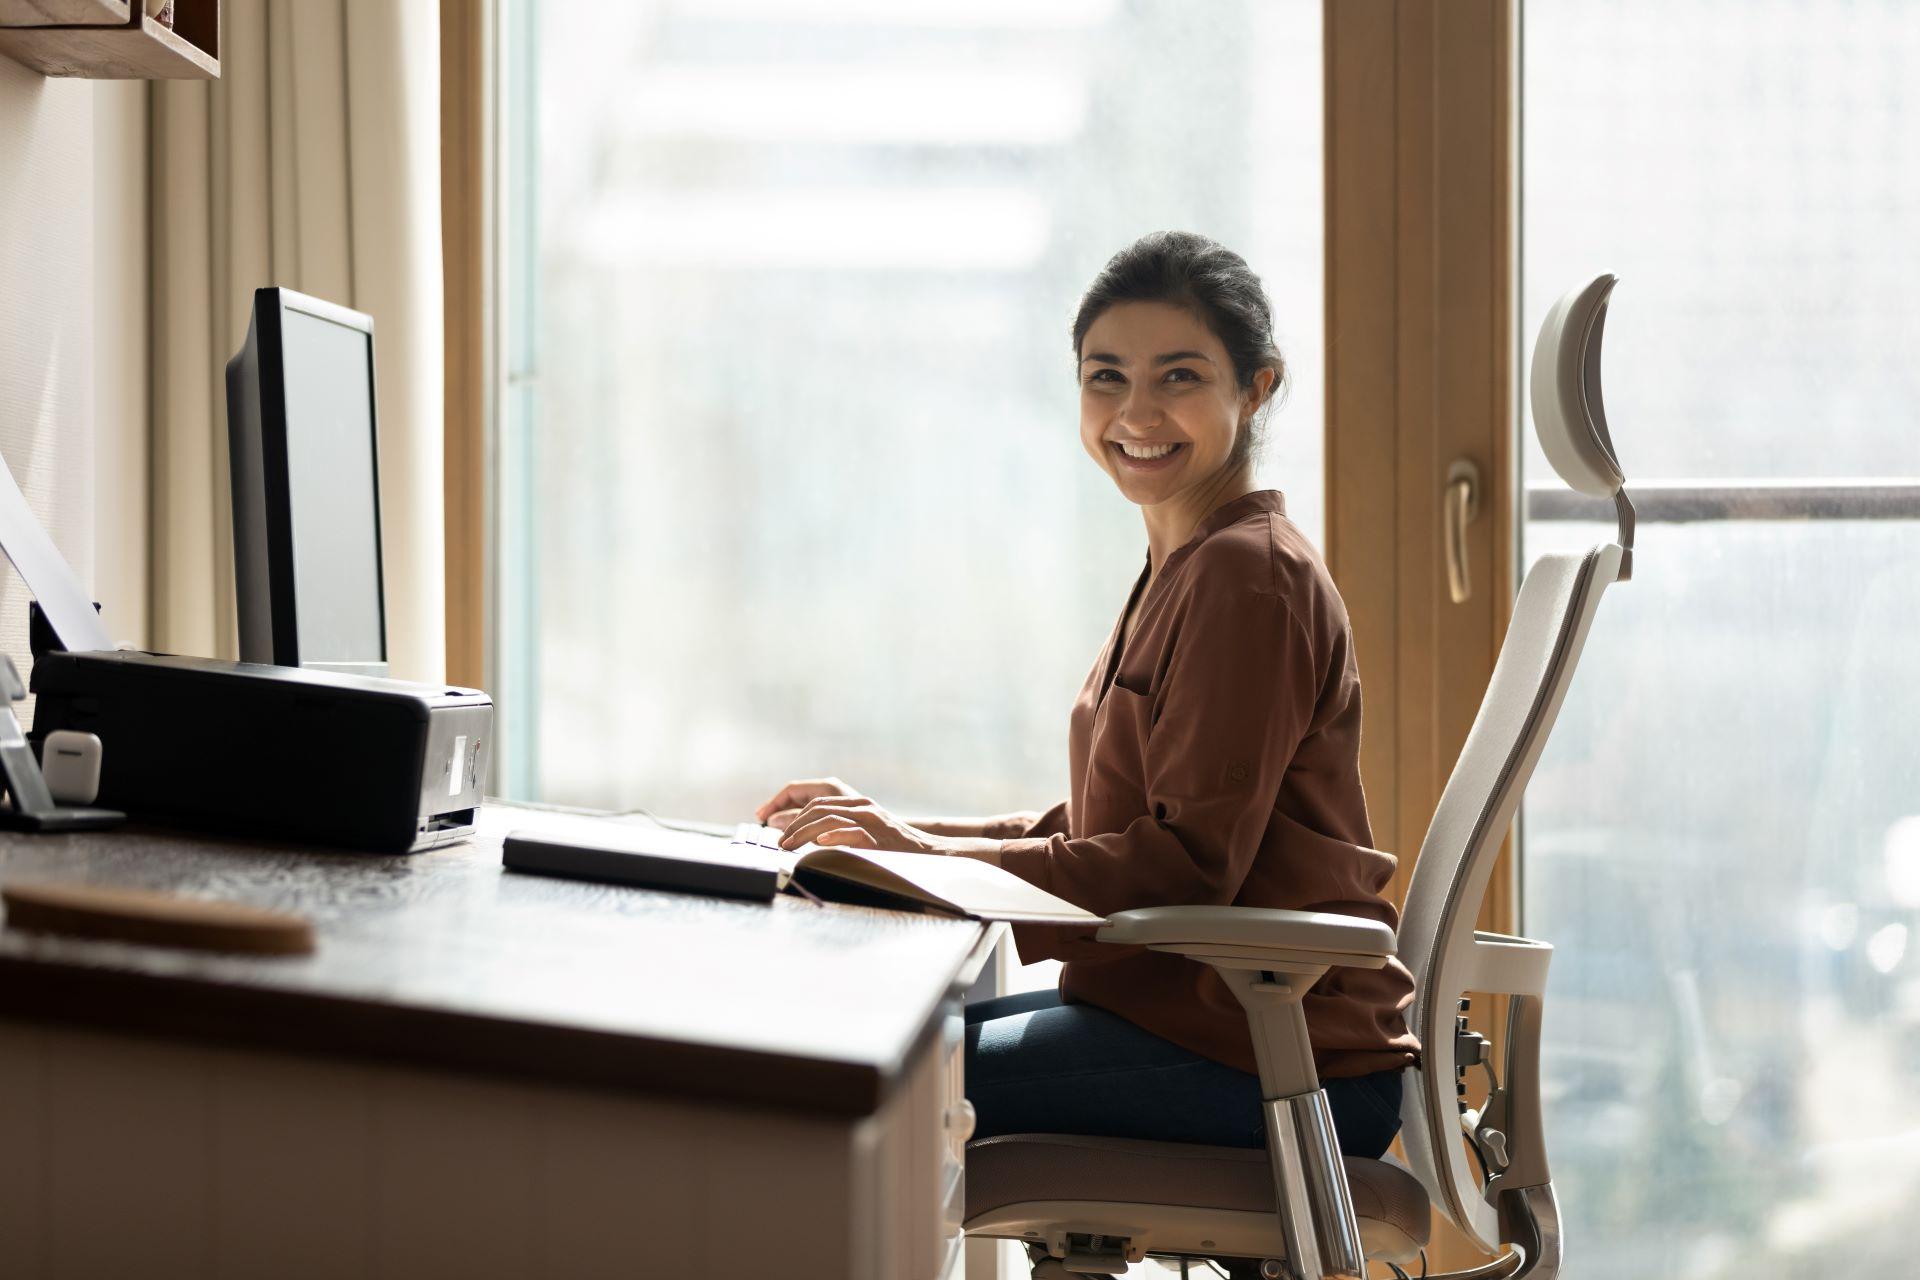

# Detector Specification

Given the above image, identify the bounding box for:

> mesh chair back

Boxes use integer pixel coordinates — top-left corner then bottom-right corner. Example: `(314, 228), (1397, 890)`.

(1395, 543), (1622, 1248)
(1394, 273), (1631, 1250)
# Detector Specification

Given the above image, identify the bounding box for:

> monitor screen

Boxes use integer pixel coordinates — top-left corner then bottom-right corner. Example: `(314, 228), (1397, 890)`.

(278, 307), (385, 667)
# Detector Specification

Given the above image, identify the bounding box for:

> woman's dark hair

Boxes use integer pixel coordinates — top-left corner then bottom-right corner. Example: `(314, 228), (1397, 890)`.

(1071, 230), (1288, 467)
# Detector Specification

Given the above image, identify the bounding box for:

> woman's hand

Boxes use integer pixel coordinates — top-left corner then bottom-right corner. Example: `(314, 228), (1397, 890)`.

(775, 794), (956, 853)
(755, 777), (862, 831)
(756, 778), (1004, 857)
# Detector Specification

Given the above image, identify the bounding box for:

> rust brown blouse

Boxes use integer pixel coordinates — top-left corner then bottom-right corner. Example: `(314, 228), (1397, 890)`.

(981, 490), (1418, 1080)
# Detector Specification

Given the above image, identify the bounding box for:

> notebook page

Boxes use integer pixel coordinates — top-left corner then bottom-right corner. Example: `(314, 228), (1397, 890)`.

(797, 847), (1100, 926)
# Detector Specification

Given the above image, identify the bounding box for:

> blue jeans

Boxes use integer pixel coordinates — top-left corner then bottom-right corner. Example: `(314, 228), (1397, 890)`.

(965, 989), (1403, 1159)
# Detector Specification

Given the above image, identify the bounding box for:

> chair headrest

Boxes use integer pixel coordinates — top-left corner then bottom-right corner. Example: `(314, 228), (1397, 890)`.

(1530, 274), (1625, 499)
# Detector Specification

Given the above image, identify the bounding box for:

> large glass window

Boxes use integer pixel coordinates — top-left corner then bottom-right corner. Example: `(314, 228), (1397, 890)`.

(497, 0), (1323, 821)
(1521, 3), (1920, 1274)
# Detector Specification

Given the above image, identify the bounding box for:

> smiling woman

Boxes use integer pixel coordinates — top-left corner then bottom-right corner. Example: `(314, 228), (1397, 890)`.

(1073, 231), (1287, 567)
(758, 234), (1417, 1212)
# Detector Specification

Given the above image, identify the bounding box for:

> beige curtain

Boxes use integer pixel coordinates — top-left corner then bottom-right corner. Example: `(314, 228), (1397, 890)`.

(151, 0), (445, 682)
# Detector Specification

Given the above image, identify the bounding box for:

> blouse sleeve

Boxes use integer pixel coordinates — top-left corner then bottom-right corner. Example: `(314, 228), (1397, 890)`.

(977, 803), (1066, 841)
(985, 582), (1320, 963)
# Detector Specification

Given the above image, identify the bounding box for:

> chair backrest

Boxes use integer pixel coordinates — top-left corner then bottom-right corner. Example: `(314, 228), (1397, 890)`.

(1394, 275), (1632, 1251)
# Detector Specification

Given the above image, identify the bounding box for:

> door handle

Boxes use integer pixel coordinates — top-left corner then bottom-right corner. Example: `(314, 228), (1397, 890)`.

(1445, 459), (1482, 604)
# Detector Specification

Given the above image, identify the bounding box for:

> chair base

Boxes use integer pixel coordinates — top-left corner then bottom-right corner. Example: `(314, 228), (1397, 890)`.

(966, 1199), (1425, 1270)
(964, 1134), (1432, 1270)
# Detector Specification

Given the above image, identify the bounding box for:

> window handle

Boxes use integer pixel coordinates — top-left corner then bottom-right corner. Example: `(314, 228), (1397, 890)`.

(1445, 459), (1482, 604)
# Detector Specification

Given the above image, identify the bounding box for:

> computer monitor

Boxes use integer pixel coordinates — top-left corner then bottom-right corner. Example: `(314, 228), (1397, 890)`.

(226, 287), (389, 677)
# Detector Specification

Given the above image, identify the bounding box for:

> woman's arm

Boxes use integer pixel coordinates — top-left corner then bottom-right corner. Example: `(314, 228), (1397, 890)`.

(910, 810), (1051, 840)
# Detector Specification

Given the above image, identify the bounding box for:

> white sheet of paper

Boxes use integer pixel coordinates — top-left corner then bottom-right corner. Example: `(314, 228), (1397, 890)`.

(0, 446), (113, 654)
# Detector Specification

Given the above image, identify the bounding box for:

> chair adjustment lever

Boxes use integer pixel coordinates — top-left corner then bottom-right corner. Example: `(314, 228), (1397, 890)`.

(1456, 1018), (1491, 1071)
(1455, 999), (1511, 1176)
(1455, 1007), (1491, 1104)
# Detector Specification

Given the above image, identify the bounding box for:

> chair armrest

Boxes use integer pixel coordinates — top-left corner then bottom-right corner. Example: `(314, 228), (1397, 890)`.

(1097, 906), (1394, 1100)
(1459, 929), (1551, 996)
(1097, 906), (1396, 971)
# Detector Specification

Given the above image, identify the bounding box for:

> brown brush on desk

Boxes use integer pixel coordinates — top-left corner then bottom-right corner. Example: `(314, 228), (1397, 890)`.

(1, 881), (315, 955)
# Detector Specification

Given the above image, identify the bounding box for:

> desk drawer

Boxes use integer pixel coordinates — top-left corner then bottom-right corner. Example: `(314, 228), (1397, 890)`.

(856, 1000), (967, 1280)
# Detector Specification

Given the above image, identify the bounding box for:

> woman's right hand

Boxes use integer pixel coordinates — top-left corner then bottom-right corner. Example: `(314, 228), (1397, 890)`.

(755, 777), (863, 832)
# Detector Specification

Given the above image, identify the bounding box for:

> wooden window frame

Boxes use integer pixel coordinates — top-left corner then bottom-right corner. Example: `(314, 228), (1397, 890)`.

(1326, 3), (1518, 1268)
(441, 0), (488, 692)
(1326, 0), (1517, 922)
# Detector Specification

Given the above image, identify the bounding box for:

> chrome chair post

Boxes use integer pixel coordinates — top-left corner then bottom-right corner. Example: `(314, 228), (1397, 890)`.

(1499, 1182), (1564, 1280)
(1263, 1089), (1366, 1280)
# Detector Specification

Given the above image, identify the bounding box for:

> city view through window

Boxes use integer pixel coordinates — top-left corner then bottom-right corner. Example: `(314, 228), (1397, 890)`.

(1521, 3), (1920, 1273)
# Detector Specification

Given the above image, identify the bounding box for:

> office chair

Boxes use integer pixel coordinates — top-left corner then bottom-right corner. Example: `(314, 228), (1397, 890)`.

(963, 274), (1634, 1280)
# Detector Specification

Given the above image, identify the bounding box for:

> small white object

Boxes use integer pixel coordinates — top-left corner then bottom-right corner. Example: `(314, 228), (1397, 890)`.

(945, 1099), (977, 1144)
(41, 730), (102, 806)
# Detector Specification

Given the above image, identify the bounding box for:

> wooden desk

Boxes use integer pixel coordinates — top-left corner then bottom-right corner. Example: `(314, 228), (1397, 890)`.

(0, 805), (996, 1279)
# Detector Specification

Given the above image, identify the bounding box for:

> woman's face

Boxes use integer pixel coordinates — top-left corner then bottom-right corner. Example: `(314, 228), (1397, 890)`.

(1078, 301), (1271, 510)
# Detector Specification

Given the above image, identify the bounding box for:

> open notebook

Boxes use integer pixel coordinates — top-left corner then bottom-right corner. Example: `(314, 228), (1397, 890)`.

(501, 812), (1099, 927)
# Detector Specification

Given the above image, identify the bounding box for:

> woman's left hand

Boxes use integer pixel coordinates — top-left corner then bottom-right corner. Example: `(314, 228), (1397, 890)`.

(777, 795), (958, 855)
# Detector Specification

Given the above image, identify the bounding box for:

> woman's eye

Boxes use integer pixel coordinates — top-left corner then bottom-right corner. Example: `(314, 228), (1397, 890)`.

(1164, 367), (1200, 384)
(1085, 369), (1124, 386)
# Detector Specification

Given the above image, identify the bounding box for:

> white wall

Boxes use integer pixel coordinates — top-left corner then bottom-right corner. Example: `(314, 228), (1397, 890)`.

(0, 61), (93, 721)
(92, 80), (149, 652)
(0, 60), (149, 721)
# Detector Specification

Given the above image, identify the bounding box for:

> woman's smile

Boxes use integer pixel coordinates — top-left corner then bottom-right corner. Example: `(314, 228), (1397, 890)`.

(1109, 439), (1188, 471)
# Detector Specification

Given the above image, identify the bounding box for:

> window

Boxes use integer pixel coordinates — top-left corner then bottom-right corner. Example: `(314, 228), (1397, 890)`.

(1521, 3), (1920, 1272)
(495, 0), (1324, 822)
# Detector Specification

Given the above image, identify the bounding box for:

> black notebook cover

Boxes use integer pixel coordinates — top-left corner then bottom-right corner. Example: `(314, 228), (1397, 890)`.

(502, 829), (781, 902)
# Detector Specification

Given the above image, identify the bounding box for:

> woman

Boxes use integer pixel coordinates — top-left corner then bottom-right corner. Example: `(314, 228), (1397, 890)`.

(757, 231), (1417, 1161)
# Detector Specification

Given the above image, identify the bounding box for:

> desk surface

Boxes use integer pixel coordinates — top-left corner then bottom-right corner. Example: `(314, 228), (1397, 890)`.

(0, 805), (991, 1116)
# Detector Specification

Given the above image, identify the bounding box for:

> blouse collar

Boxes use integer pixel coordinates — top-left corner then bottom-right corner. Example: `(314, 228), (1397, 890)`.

(1137, 489), (1289, 588)
(1179, 488), (1288, 554)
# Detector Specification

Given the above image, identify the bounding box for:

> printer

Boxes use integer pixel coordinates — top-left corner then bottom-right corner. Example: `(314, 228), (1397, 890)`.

(30, 634), (490, 854)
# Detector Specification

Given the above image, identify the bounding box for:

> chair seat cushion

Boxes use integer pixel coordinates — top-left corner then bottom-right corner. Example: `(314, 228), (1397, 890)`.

(965, 1133), (1431, 1250)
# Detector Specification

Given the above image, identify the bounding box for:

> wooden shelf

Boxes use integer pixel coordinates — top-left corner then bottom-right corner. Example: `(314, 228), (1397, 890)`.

(0, 0), (217, 80)
(0, 0), (127, 26)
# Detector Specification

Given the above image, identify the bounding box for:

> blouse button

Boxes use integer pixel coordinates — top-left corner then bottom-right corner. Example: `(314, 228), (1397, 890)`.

(1228, 762), (1249, 783)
